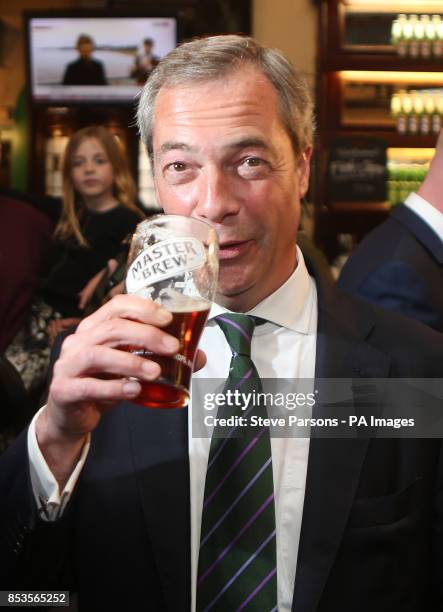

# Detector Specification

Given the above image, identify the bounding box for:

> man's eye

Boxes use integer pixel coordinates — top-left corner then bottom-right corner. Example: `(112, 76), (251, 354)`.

(167, 162), (187, 172)
(163, 161), (194, 184)
(238, 157), (268, 178)
(244, 157), (263, 167)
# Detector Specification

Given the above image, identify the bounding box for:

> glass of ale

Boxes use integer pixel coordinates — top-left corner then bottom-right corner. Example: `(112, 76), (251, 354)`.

(124, 215), (219, 409)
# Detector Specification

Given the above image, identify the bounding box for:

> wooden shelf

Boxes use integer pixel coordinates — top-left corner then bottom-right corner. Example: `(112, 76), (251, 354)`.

(327, 201), (390, 212)
(324, 54), (443, 72)
(314, 0), (441, 261)
(319, 129), (439, 148)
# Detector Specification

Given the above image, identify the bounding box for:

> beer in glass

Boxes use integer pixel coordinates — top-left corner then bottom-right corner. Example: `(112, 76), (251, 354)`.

(124, 215), (218, 408)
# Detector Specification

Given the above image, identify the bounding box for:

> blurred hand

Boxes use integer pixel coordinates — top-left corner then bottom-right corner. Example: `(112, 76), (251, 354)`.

(77, 259), (118, 311)
(105, 280), (125, 302)
(47, 318), (81, 346)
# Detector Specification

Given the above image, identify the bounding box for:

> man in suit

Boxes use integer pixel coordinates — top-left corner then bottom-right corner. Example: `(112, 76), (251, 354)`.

(62, 34), (108, 86)
(1, 35), (442, 611)
(338, 132), (443, 331)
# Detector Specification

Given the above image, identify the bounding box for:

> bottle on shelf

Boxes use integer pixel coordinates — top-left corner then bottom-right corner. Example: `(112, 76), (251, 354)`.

(401, 92), (413, 133)
(422, 92), (434, 134)
(433, 92), (443, 133)
(392, 13), (443, 59)
(395, 14), (409, 56)
(408, 91), (421, 133)
(402, 14), (416, 56)
(420, 15), (433, 58)
(391, 90), (443, 135)
(391, 92), (406, 134)
(391, 17), (402, 52)
(410, 15), (423, 58)
(387, 159), (429, 206)
(432, 15), (443, 57)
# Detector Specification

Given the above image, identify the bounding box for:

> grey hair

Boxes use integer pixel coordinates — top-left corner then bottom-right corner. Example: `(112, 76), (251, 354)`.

(136, 35), (314, 164)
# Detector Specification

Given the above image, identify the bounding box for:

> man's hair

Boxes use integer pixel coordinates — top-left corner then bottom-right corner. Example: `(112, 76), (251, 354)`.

(137, 34), (314, 164)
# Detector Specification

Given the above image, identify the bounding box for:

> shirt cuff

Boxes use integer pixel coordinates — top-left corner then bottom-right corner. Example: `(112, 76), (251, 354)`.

(27, 406), (91, 522)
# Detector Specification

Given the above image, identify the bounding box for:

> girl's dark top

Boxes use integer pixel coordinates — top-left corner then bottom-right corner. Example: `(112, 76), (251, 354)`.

(38, 205), (140, 317)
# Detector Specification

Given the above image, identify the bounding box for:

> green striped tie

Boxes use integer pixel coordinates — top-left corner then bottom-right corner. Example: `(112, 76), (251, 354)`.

(197, 313), (277, 612)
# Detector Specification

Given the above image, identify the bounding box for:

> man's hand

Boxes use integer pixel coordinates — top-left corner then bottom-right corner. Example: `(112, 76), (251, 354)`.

(36, 295), (185, 488)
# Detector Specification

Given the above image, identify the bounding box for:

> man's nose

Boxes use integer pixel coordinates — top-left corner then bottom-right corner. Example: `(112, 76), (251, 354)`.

(193, 167), (240, 224)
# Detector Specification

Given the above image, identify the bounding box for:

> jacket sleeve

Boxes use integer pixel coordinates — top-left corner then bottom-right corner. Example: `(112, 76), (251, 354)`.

(0, 428), (75, 590)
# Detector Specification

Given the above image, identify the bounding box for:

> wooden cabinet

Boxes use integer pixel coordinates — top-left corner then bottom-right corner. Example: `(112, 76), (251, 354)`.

(314, 0), (443, 261)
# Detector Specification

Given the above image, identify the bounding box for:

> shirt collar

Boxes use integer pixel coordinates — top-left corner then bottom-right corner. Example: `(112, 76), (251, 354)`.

(404, 192), (443, 241)
(208, 246), (315, 334)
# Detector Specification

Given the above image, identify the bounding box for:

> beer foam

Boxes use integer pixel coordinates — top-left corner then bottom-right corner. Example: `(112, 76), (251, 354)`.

(158, 288), (210, 313)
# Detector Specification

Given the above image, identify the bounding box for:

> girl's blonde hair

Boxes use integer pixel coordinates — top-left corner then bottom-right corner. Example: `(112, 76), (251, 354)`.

(54, 125), (143, 247)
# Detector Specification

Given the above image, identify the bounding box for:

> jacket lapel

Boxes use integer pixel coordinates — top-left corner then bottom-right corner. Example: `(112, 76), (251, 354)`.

(126, 404), (191, 611)
(292, 269), (391, 612)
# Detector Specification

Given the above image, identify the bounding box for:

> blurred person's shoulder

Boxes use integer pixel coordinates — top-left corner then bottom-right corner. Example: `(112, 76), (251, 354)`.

(330, 282), (443, 376)
(0, 188), (61, 224)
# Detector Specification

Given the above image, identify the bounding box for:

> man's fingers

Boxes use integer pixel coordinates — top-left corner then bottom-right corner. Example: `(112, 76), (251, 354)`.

(77, 294), (172, 332)
(194, 349), (207, 372)
(56, 344), (162, 380)
(51, 375), (143, 405)
(63, 319), (179, 359)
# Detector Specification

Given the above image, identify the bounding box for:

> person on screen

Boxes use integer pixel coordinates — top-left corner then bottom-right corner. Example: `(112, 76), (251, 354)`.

(1, 35), (442, 612)
(130, 37), (160, 84)
(62, 34), (108, 86)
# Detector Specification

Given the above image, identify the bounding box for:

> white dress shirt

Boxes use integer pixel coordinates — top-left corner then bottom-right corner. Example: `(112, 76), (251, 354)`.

(28, 246), (318, 612)
(404, 192), (443, 241)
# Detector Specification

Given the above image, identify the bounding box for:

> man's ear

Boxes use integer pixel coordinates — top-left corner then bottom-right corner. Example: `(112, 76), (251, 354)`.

(297, 146), (313, 199)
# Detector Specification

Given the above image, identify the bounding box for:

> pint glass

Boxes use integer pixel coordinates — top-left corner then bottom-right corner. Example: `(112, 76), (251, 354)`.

(124, 215), (219, 408)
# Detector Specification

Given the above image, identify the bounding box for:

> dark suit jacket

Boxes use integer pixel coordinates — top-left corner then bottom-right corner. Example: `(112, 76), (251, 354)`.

(1, 259), (443, 612)
(62, 58), (107, 86)
(338, 204), (443, 331)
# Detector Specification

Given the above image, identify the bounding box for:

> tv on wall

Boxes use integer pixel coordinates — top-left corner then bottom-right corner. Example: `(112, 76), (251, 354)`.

(25, 12), (180, 104)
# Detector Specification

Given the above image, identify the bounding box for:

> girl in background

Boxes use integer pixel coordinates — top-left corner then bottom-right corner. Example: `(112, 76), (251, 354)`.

(5, 125), (144, 393)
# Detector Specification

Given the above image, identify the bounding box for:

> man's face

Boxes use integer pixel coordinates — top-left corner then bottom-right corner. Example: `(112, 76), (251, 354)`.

(78, 42), (93, 60)
(152, 65), (311, 311)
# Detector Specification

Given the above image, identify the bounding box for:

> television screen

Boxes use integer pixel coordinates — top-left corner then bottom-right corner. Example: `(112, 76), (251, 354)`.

(27, 15), (178, 103)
